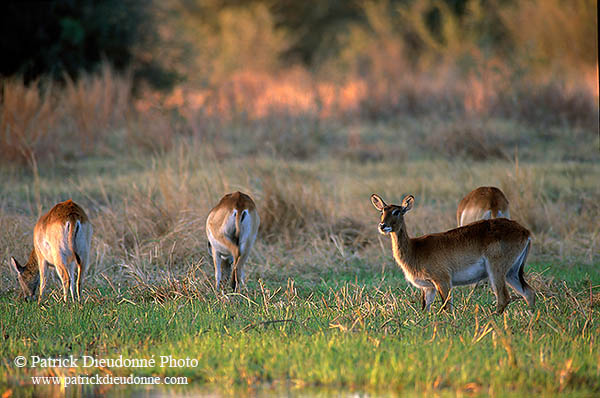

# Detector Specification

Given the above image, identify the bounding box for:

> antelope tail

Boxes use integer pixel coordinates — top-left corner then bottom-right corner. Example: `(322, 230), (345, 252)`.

(234, 210), (241, 243)
(66, 219), (82, 266)
(231, 209), (246, 291)
(518, 238), (531, 287)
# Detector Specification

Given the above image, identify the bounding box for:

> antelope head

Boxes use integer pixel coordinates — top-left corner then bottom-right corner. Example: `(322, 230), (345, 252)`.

(10, 255), (39, 300)
(370, 194), (414, 235)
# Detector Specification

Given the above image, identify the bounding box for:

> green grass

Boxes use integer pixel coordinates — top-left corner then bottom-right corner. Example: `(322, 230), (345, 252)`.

(1, 264), (599, 396)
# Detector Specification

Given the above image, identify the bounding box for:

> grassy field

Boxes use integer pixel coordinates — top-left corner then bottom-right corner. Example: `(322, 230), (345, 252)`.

(1, 265), (599, 397)
(1, 1), (597, 395)
(0, 111), (599, 396)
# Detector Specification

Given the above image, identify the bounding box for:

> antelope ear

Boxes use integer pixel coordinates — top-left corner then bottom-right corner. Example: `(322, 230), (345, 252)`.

(401, 195), (414, 214)
(371, 194), (386, 211)
(10, 257), (25, 275)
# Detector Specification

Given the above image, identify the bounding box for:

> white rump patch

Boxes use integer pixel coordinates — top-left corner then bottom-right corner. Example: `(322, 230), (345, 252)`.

(238, 210), (253, 253)
(223, 210), (238, 238)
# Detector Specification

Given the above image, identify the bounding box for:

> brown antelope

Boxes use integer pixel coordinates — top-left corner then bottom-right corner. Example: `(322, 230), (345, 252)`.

(206, 192), (260, 292)
(10, 199), (93, 302)
(371, 194), (535, 314)
(457, 186), (509, 227)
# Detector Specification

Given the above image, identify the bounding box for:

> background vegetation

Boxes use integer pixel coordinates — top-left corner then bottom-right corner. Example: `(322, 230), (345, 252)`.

(1, 0), (597, 165)
(0, 0), (598, 396)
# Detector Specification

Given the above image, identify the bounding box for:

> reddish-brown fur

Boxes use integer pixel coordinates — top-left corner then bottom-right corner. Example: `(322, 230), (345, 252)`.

(457, 186), (509, 226)
(206, 192), (260, 292)
(10, 199), (93, 302)
(39, 199), (89, 225)
(372, 194), (534, 314)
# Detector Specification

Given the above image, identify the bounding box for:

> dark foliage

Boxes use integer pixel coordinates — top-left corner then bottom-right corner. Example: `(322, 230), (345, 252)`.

(177, 0), (478, 66)
(0, 0), (173, 86)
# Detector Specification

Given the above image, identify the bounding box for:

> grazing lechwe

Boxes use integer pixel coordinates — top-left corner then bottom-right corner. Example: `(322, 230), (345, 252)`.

(206, 192), (260, 292)
(370, 194), (535, 314)
(10, 199), (93, 303)
(457, 186), (509, 227)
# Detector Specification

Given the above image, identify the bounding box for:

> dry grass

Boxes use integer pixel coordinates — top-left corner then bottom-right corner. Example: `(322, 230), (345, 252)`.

(494, 81), (598, 131)
(0, 78), (60, 165)
(0, 53), (598, 296)
(258, 171), (329, 243)
(2, 57), (597, 168)
(62, 65), (131, 154)
(1, 65), (132, 165)
(1, 140), (598, 298)
(422, 119), (509, 161)
(498, 160), (599, 262)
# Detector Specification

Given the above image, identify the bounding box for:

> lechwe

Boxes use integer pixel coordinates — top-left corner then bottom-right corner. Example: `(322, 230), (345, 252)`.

(10, 199), (92, 302)
(206, 192), (260, 292)
(370, 194), (535, 314)
(457, 186), (509, 227)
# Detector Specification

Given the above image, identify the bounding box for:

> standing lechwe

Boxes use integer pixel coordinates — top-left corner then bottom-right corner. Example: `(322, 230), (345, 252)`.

(457, 186), (510, 226)
(371, 193), (535, 314)
(10, 199), (93, 302)
(206, 191), (260, 292)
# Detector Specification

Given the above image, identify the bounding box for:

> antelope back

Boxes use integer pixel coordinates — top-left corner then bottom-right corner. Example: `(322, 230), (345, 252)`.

(457, 186), (509, 226)
(10, 199), (91, 299)
(33, 200), (91, 262)
(207, 192), (259, 248)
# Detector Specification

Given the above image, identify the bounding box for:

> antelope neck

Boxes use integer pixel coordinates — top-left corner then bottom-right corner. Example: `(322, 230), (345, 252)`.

(390, 226), (414, 268)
